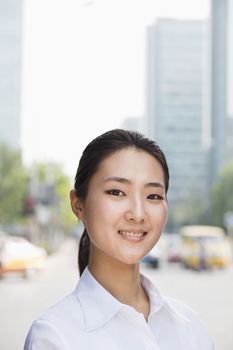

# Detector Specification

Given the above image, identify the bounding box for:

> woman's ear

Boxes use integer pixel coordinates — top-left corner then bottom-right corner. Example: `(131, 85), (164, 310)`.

(70, 189), (84, 221)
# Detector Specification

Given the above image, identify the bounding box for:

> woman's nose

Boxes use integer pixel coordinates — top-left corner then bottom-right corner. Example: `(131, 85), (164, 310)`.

(124, 198), (146, 224)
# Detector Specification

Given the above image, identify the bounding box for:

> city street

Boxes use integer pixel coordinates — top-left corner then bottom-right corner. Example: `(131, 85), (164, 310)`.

(0, 238), (232, 350)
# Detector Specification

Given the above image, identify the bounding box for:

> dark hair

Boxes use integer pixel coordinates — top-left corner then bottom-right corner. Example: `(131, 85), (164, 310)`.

(74, 129), (169, 276)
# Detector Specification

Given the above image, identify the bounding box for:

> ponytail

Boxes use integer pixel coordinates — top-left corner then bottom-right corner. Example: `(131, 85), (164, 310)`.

(78, 228), (90, 276)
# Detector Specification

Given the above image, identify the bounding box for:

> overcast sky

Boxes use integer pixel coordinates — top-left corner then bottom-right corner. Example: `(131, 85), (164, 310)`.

(21, 0), (210, 178)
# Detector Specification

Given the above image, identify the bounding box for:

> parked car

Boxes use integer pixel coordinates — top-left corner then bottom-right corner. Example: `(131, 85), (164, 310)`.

(179, 225), (232, 270)
(141, 236), (166, 268)
(0, 233), (47, 278)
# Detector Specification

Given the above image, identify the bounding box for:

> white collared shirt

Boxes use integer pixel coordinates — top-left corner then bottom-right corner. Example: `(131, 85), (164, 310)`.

(24, 268), (214, 350)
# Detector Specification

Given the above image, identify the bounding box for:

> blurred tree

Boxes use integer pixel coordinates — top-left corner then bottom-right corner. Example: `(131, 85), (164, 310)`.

(30, 163), (76, 230)
(0, 144), (28, 225)
(55, 170), (76, 231)
(206, 162), (233, 227)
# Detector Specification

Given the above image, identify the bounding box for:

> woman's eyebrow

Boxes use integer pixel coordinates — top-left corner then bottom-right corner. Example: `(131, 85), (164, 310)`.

(104, 176), (130, 184)
(104, 177), (165, 188)
(145, 182), (165, 189)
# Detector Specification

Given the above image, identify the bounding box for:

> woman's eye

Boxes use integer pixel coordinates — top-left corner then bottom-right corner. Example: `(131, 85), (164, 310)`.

(147, 194), (163, 200)
(107, 189), (124, 196)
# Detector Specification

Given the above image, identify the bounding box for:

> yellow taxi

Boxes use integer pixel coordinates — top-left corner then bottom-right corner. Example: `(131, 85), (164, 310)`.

(179, 225), (232, 270)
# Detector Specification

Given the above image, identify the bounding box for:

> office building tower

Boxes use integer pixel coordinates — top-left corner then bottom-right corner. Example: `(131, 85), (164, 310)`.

(146, 19), (208, 206)
(0, 0), (23, 149)
(227, 0), (233, 123)
(210, 0), (228, 182)
(227, 0), (233, 162)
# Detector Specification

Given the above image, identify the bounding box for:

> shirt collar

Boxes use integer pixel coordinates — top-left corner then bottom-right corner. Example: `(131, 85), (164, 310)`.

(140, 274), (191, 323)
(140, 273), (165, 314)
(75, 267), (166, 331)
(75, 267), (122, 331)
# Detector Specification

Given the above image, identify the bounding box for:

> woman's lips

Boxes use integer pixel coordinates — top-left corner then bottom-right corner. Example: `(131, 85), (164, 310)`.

(118, 230), (147, 242)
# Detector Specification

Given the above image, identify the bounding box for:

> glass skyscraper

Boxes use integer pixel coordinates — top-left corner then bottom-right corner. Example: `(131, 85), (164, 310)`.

(146, 19), (208, 206)
(210, 0), (233, 181)
(0, 0), (23, 149)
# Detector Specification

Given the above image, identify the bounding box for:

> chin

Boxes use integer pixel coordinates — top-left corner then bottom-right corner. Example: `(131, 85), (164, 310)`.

(117, 255), (144, 266)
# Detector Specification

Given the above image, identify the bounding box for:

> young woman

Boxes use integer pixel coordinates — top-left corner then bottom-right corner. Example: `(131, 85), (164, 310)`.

(24, 129), (213, 349)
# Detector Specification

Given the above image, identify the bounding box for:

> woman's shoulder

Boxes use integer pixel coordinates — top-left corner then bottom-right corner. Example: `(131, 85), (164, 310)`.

(162, 294), (209, 331)
(36, 290), (84, 327)
(142, 274), (214, 349)
(163, 295), (200, 321)
(162, 296), (214, 348)
(24, 291), (84, 349)
(43, 292), (81, 320)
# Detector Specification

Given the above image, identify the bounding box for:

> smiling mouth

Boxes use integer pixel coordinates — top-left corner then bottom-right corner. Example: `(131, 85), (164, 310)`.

(118, 230), (147, 241)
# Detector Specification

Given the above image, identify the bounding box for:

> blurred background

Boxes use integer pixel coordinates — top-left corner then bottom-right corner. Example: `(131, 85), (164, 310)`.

(0, 0), (233, 349)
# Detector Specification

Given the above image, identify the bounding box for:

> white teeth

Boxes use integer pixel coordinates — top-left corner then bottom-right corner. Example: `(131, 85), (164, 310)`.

(119, 230), (144, 237)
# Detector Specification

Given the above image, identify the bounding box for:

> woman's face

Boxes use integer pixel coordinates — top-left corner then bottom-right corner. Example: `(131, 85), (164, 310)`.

(74, 148), (168, 266)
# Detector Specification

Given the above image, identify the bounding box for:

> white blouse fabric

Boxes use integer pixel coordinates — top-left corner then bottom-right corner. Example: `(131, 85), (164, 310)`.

(24, 267), (214, 350)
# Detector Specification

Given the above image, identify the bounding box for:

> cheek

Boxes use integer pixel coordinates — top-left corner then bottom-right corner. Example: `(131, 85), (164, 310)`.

(83, 197), (118, 235)
(162, 204), (168, 221)
(151, 203), (168, 228)
(86, 195), (124, 221)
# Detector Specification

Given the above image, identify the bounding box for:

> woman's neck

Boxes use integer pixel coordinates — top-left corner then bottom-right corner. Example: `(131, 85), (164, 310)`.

(88, 252), (150, 320)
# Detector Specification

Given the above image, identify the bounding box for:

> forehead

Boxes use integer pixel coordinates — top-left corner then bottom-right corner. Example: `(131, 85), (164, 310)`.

(93, 148), (165, 182)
